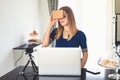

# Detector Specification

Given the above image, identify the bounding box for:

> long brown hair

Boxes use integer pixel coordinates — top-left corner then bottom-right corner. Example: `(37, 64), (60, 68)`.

(55, 6), (78, 40)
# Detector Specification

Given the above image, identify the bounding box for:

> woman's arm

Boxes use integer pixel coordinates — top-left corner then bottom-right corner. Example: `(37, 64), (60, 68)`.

(81, 51), (88, 68)
(42, 17), (57, 47)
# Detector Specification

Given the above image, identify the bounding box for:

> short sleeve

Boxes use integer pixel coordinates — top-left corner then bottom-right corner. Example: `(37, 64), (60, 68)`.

(79, 31), (87, 51)
(50, 28), (57, 41)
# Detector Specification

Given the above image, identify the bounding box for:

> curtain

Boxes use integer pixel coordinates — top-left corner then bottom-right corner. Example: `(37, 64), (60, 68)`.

(47, 0), (58, 15)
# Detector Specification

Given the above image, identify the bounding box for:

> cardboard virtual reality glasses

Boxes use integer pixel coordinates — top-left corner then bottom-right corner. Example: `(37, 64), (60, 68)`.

(51, 10), (65, 19)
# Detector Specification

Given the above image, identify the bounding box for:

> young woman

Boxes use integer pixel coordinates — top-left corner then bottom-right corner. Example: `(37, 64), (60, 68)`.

(42, 6), (88, 68)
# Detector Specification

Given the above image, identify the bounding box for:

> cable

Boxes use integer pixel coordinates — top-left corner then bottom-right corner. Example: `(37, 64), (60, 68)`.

(86, 69), (100, 75)
(15, 51), (25, 67)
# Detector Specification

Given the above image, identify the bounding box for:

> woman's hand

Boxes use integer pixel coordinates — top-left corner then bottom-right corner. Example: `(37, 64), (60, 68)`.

(42, 16), (57, 47)
(48, 16), (58, 28)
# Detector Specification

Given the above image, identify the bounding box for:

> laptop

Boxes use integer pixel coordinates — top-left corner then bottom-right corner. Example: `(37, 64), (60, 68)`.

(37, 48), (81, 76)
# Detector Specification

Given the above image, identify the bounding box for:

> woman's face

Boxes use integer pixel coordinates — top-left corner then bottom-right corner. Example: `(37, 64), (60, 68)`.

(58, 12), (69, 27)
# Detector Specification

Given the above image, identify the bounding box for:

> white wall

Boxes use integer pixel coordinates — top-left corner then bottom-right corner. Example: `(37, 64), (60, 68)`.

(59, 0), (113, 69)
(0, 0), (41, 76)
(39, 0), (49, 39)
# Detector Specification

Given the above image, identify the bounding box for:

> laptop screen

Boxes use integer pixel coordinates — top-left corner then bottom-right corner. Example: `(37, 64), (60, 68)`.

(37, 48), (81, 76)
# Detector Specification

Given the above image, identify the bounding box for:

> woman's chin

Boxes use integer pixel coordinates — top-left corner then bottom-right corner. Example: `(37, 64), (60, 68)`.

(61, 23), (68, 27)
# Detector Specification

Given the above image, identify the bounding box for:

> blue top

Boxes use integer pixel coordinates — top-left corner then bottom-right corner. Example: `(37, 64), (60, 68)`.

(50, 28), (87, 50)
